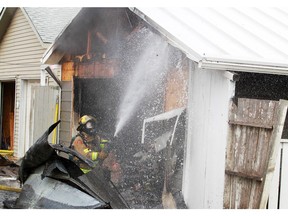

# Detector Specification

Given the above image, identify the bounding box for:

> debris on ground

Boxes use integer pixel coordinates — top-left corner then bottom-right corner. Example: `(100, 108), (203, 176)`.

(115, 111), (188, 209)
(117, 141), (187, 209)
(0, 111), (188, 209)
(0, 154), (20, 188)
(0, 154), (21, 209)
(6, 121), (129, 209)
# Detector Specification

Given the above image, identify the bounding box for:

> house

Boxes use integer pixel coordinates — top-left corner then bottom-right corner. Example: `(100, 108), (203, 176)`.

(42, 8), (288, 209)
(0, 7), (80, 158)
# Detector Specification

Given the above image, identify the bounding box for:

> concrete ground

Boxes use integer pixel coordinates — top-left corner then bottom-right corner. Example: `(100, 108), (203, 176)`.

(0, 190), (19, 208)
(0, 155), (21, 208)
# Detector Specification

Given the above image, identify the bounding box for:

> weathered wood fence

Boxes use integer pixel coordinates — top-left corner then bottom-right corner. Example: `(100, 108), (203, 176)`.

(224, 98), (288, 209)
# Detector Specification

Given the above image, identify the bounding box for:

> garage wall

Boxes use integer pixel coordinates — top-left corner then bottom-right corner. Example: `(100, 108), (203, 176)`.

(182, 62), (235, 208)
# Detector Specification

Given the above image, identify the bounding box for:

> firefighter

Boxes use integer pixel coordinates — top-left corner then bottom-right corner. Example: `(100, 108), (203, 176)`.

(70, 115), (110, 174)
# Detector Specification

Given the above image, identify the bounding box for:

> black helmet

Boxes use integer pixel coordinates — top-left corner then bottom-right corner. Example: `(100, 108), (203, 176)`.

(77, 115), (97, 135)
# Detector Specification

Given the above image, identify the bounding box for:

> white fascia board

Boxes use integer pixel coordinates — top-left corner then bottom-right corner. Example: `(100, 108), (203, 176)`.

(199, 57), (288, 75)
(41, 43), (56, 64)
(41, 43), (64, 65)
(0, 7), (6, 19)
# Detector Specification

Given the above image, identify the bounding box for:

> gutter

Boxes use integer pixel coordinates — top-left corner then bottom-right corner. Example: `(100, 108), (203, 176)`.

(199, 58), (288, 75)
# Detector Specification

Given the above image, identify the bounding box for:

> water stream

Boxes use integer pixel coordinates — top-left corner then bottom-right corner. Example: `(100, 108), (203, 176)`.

(114, 27), (169, 137)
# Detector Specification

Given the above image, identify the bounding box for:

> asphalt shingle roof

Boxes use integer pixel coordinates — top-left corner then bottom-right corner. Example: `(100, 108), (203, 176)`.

(23, 7), (81, 43)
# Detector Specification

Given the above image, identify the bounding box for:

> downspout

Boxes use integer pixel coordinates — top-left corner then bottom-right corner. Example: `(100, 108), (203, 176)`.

(40, 64), (47, 86)
(44, 66), (62, 89)
(40, 64), (62, 88)
(40, 60), (62, 144)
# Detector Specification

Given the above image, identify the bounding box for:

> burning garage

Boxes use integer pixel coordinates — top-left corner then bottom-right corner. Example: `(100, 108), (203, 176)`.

(30, 7), (288, 209)
(41, 8), (188, 209)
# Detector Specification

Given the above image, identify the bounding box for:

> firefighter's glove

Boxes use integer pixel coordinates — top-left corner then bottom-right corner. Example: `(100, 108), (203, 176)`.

(83, 148), (91, 154)
(84, 148), (99, 161)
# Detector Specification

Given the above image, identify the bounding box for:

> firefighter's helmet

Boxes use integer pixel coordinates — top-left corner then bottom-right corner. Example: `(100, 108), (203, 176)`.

(77, 115), (97, 135)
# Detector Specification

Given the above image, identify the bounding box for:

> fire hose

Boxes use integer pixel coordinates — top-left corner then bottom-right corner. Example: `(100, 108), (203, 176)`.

(0, 184), (21, 193)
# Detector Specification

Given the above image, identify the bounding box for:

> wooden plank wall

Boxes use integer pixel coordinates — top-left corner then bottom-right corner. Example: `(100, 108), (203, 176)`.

(75, 60), (117, 78)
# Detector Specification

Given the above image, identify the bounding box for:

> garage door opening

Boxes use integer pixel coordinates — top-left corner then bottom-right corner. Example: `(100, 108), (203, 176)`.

(0, 82), (15, 151)
(73, 77), (120, 136)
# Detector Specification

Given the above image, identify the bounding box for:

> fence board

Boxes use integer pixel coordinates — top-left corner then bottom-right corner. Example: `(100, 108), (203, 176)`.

(32, 86), (59, 143)
(280, 143), (288, 208)
(224, 98), (288, 209)
(259, 100), (288, 208)
(267, 143), (282, 209)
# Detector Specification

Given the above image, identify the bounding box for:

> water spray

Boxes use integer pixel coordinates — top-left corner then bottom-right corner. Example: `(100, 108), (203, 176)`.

(114, 28), (169, 137)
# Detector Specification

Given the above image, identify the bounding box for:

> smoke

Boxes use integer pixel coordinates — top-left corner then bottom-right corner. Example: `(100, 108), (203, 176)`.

(114, 27), (169, 137)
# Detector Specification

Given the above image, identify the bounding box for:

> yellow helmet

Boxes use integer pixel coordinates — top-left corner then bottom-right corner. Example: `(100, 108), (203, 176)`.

(77, 115), (97, 135)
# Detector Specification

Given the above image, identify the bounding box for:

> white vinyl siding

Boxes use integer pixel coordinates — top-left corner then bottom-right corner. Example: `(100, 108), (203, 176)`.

(183, 62), (235, 208)
(0, 8), (46, 157)
(0, 9), (45, 78)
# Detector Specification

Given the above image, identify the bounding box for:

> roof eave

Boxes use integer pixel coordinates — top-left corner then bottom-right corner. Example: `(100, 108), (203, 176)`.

(42, 8), (84, 65)
(41, 42), (64, 65)
(0, 7), (17, 43)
